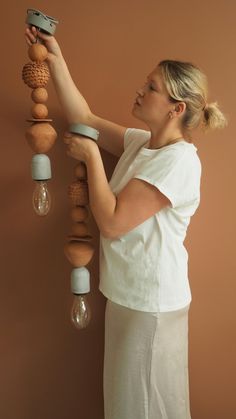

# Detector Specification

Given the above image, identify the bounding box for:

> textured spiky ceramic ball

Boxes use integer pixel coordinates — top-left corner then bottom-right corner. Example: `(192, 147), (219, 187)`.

(31, 87), (48, 103)
(31, 103), (49, 119)
(68, 181), (89, 206)
(64, 241), (94, 267)
(22, 62), (50, 88)
(28, 43), (48, 62)
(25, 122), (57, 153)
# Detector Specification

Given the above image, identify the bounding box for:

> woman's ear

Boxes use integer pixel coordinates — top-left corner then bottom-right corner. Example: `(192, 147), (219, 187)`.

(174, 102), (186, 117)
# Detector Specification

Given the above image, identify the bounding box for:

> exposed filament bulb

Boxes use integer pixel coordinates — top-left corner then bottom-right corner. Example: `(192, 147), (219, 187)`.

(31, 154), (52, 217)
(33, 180), (51, 216)
(71, 267), (91, 330)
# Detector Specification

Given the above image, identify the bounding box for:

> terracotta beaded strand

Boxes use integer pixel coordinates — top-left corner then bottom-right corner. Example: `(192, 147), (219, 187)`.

(64, 124), (100, 329)
(22, 43), (57, 154)
(64, 161), (95, 266)
(22, 9), (59, 216)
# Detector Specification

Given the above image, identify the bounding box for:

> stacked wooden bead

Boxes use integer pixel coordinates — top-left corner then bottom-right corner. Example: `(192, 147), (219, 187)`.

(63, 124), (99, 295)
(22, 42), (57, 154)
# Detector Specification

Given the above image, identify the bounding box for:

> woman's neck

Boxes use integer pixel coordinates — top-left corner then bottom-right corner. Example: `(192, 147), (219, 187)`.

(148, 126), (185, 150)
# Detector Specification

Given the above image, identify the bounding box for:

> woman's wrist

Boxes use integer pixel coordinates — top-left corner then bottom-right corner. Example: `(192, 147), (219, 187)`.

(85, 141), (100, 166)
(47, 52), (65, 71)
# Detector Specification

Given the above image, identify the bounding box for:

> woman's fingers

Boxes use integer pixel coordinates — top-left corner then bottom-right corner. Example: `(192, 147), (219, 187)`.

(25, 27), (37, 45)
(63, 133), (73, 144)
(25, 26), (50, 45)
(25, 35), (31, 47)
(35, 30), (51, 42)
(25, 26), (62, 60)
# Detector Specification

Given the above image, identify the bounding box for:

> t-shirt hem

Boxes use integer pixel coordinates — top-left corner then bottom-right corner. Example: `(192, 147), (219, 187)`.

(99, 287), (191, 313)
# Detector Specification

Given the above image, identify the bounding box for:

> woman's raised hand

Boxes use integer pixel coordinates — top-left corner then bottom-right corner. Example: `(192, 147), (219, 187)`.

(25, 26), (63, 63)
(63, 133), (99, 164)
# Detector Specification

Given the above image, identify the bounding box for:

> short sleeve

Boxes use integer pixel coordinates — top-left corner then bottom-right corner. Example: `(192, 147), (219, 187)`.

(134, 145), (201, 208)
(124, 128), (151, 150)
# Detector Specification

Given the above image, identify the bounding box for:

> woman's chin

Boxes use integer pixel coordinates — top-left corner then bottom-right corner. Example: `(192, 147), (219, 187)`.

(132, 104), (141, 115)
(132, 105), (144, 122)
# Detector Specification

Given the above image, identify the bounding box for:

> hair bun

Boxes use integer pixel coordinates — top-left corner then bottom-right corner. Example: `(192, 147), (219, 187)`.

(203, 102), (228, 131)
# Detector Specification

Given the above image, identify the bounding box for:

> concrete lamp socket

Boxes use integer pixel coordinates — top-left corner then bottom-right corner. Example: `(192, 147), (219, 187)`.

(71, 267), (90, 295)
(26, 9), (59, 35)
(69, 123), (99, 142)
(31, 154), (52, 180)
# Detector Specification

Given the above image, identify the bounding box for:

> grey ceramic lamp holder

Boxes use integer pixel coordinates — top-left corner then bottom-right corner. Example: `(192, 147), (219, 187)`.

(26, 8), (59, 35)
(69, 123), (99, 141)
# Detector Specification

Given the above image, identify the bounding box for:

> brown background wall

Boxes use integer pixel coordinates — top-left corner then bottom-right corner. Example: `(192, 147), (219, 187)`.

(1, 1), (235, 418)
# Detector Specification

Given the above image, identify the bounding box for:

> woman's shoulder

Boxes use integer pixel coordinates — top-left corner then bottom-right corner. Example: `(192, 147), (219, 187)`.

(124, 128), (151, 150)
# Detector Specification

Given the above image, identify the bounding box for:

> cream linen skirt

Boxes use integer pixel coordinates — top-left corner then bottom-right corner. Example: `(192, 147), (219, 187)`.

(103, 300), (191, 419)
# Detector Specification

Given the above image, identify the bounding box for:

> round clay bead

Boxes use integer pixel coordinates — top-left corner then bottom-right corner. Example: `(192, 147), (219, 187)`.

(28, 43), (48, 62)
(70, 206), (89, 222)
(31, 103), (49, 119)
(31, 88), (48, 103)
(71, 222), (89, 237)
(68, 181), (89, 206)
(74, 162), (87, 179)
(22, 62), (50, 89)
(64, 241), (94, 267)
(25, 122), (57, 153)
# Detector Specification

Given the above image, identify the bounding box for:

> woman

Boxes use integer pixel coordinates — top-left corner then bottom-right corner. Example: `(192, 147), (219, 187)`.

(26, 27), (227, 419)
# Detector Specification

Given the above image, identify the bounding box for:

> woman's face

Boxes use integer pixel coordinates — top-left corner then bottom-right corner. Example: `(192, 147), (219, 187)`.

(132, 66), (173, 127)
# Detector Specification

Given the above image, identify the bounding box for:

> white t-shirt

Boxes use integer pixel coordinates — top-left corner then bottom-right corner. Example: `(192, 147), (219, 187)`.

(99, 128), (202, 312)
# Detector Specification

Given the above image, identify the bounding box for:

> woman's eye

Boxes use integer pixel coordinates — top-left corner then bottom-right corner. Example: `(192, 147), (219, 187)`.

(149, 84), (156, 91)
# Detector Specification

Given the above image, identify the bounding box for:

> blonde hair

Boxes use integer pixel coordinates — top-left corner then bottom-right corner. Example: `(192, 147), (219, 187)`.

(158, 60), (227, 132)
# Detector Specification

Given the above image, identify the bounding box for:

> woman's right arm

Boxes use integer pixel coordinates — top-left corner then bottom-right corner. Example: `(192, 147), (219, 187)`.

(25, 27), (126, 157)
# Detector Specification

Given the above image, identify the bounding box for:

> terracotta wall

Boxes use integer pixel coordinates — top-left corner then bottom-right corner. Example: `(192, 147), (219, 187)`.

(1, 1), (235, 418)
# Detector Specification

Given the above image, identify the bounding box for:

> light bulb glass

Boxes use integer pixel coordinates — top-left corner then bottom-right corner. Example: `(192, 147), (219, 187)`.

(71, 294), (91, 330)
(32, 180), (51, 216)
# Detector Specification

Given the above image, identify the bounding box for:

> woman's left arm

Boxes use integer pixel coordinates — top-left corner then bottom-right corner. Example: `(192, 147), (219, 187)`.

(65, 134), (170, 239)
